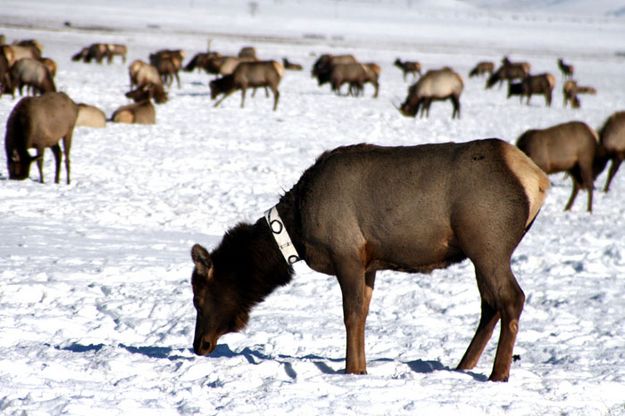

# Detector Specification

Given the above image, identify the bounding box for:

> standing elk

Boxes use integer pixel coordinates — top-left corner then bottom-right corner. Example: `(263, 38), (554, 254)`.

(209, 60), (284, 111)
(1, 44), (41, 66)
(184, 51), (220, 73)
(486, 59), (531, 89)
(10, 57), (56, 96)
(562, 80), (596, 108)
(311, 54), (357, 82)
(190, 139), (549, 382)
(393, 58), (421, 80)
(106, 44), (127, 63)
(469, 61), (494, 78)
(125, 82), (168, 104)
(324, 63), (379, 98)
(598, 111), (625, 192)
(149, 49), (184, 88)
(557, 58), (574, 79)
(516, 121), (600, 212)
(4, 92), (78, 183)
(0, 53), (11, 96)
(399, 67), (464, 119)
(71, 43), (109, 64)
(238, 46), (257, 60)
(520, 73), (556, 106)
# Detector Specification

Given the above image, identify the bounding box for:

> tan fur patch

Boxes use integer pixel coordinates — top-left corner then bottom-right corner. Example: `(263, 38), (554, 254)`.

(502, 143), (550, 226)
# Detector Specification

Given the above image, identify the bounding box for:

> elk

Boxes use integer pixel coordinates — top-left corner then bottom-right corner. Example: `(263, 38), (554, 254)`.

(1, 44), (41, 66)
(486, 59), (530, 89)
(0, 52), (11, 96)
(75, 103), (106, 128)
(71, 43), (109, 64)
(149, 49), (184, 88)
(10, 57), (56, 96)
(516, 121), (600, 212)
(469, 61), (494, 78)
(557, 58), (574, 79)
(238, 46), (257, 60)
(106, 44), (127, 63)
(393, 58), (422, 80)
(210, 60), (284, 111)
(190, 139), (549, 382)
(125, 83), (168, 104)
(598, 111), (625, 192)
(323, 63), (379, 98)
(399, 67), (464, 119)
(282, 57), (303, 71)
(110, 100), (156, 124)
(128, 59), (162, 91)
(184, 51), (220, 72)
(311, 54), (357, 82)
(520, 73), (556, 106)
(4, 92), (78, 184)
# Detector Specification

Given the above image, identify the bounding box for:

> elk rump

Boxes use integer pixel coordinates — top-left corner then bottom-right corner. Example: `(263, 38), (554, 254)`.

(190, 138), (549, 382)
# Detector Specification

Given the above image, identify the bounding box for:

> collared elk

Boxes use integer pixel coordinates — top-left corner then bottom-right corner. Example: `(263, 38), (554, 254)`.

(469, 61), (494, 78)
(557, 58), (574, 79)
(76, 103), (106, 128)
(516, 121), (600, 212)
(10, 57), (56, 96)
(210, 60), (284, 111)
(399, 67), (464, 119)
(110, 100), (156, 124)
(394, 58), (421, 80)
(598, 111), (625, 192)
(4, 92), (78, 183)
(190, 138), (549, 382)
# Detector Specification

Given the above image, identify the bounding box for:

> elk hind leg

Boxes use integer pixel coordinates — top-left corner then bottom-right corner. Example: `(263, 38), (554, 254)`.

(603, 158), (622, 192)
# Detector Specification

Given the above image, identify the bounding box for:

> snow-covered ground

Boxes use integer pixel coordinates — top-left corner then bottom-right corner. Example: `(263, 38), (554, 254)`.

(1, 1), (625, 415)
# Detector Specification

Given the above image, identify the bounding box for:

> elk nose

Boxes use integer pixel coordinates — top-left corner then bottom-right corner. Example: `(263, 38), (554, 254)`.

(200, 337), (212, 353)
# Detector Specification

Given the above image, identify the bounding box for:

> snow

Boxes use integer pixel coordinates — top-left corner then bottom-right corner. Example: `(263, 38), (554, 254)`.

(1, 1), (625, 415)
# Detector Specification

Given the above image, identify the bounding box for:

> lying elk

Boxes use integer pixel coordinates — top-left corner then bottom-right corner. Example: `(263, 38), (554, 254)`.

(469, 61), (494, 78)
(4, 92), (78, 183)
(76, 103), (106, 128)
(110, 100), (156, 124)
(10, 57), (56, 96)
(393, 58), (421, 81)
(190, 139), (549, 381)
(282, 57), (303, 71)
(516, 121), (600, 212)
(399, 67), (464, 119)
(598, 111), (625, 192)
(557, 58), (574, 79)
(486, 59), (530, 89)
(210, 60), (284, 111)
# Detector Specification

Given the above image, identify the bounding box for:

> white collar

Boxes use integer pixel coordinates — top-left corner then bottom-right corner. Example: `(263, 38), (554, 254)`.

(264, 206), (301, 265)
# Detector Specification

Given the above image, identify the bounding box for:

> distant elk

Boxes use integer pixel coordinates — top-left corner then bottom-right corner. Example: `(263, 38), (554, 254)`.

(127, 59), (166, 99)
(238, 46), (257, 60)
(10, 57), (56, 96)
(210, 60), (284, 111)
(516, 121), (601, 212)
(398, 67), (464, 119)
(71, 43), (109, 64)
(110, 100), (156, 125)
(562, 80), (596, 108)
(557, 58), (574, 79)
(469, 61), (494, 78)
(189, 139), (549, 382)
(106, 44), (127, 63)
(201, 55), (257, 77)
(149, 49), (185, 88)
(12, 39), (44, 55)
(4, 92), (78, 183)
(393, 58), (422, 80)
(183, 51), (221, 73)
(598, 111), (625, 192)
(486, 57), (531, 89)
(507, 74), (556, 107)
(125, 82), (168, 104)
(1, 44), (41, 67)
(322, 62), (380, 98)
(311, 53), (357, 83)
(282, 57), (303, 71)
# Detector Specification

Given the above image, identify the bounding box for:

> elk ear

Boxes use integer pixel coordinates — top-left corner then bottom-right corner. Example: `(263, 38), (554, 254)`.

(191, 243), (213, 279)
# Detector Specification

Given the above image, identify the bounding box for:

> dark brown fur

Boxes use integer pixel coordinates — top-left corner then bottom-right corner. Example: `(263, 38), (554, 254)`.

(486, 59), (530, 89)
(4, 92), (78, 183)
(326, 63), (379, 98)
(557, 58), (574, 79)
(520, 73), (556, 106)
(469, 61), (494, 78)
(125, 83), (168, 104)
(190, 139), (549, 382)
(394, 58), (422, 81)
(598, 111), (625, 192)
(311, 54), (357, 82)
(282, 57), (303, 71)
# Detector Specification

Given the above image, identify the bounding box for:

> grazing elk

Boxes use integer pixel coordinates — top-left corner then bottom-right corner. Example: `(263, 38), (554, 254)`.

(76, 103), (106, 128)
(486, 59), (531, 89)
(128, 59), (163, 92)
(469, 61), (494, 78)
(324, 63), (379, 98)
(399, 67), (464, 119)
(598, 111), (625, 192)
(516, 121), (600, 212)
(110, 100), (156, 124)
(184, 51), (220, 72)
(4, 92), (78, 184)
(190, 139), (549, 382)
(210, 60), (284, 111)
(10, 57), (56, 96)
(106, 44), (127, 63)
(149, 49), (184, 88)
(282, 57), (303, 71)
(71, 43), (109, 64)
(311, 54), (357, 81)
(125, 82), (168, 104)
(557, 58), (574, 79)
(520, 73), (556, 106)
(393, 58), (422, 80)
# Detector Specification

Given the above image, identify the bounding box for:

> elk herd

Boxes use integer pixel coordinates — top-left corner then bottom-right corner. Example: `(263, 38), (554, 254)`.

(1, 35), (624, 216)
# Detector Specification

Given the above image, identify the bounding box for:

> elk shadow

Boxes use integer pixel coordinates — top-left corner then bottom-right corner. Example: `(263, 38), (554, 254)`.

(50, 342), (194, 361)
(406, 359), (488, 381)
